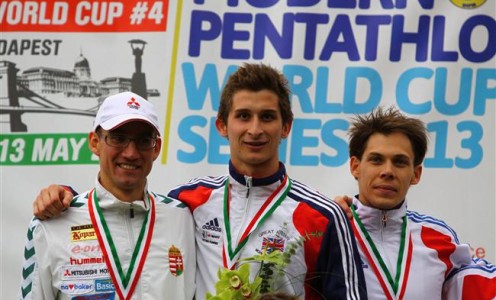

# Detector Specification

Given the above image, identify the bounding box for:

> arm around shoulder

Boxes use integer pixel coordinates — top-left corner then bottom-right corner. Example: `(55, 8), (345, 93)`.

(33, 184), (76, 219)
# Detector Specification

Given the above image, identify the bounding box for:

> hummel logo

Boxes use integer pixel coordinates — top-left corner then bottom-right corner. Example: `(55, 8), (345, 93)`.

(202, 218), (221, 232)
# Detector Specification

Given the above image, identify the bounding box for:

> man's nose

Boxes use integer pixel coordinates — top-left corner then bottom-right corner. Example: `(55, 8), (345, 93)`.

(380, 162), (394, 178)
(247, 118), (263, 135)
(121, 139), (140, 156)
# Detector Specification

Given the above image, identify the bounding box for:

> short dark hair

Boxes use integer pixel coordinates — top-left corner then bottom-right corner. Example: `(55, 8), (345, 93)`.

(218, 63), (293, 126)
(348, 106), (428, 167)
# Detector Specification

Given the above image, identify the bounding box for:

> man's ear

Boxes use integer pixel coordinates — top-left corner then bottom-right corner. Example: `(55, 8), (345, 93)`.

(88, 132), (101, 157)
(152, 137), (162, 161)
(281, 120), (292, 139)
(410, 164), (422, 185)
(215, 118), (228, 138)
(350, 156), (360, 180)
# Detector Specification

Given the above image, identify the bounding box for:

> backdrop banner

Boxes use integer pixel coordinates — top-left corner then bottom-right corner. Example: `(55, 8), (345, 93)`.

(1, 1), (494, 298)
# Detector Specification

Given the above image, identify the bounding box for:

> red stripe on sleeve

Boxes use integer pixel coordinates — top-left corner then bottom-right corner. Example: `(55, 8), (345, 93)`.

(420, 226), (456, 276)
(462, 275), (496, 300)
(293, 203), (328, 285)
(177, 186), (214, 212)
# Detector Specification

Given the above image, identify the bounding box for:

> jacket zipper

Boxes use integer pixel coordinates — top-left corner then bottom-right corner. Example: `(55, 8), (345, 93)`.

(381, 211), (387, 240)
(245, 176), (252, 198)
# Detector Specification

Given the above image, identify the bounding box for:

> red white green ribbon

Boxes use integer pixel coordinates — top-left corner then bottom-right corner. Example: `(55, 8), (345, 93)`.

(351, 206), (413, 300)
(222, 175), (291, 269)
(88, 188), (156, 300)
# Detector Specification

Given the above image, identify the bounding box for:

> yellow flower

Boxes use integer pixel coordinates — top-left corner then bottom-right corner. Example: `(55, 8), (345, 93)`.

(230, 275), (242, 289)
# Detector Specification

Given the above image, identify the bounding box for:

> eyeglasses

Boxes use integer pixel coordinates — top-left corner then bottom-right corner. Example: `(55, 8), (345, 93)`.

(101, 133), (157, 150)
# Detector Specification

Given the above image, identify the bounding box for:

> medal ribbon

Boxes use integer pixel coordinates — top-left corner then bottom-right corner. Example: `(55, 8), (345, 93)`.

(222, 175), (291, 269)
(351, 205), (412, 300)
(88, 188), (156, 300)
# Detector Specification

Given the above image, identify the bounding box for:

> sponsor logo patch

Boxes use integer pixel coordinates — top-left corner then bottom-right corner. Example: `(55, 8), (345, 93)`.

(70, 243), (101, 254)
(70, 256), (106, 265)
(59, 281), (94, 295)
(70, 292), (115, 300)
(201, 230), (221, 245)
(450, 0), (486, 9)
(168, 245), (184, 276)
(201, 217), (222, 245)
(202, 217), (222, 232)
(94, 279), (115, 292)
(61, 264), (109, 280)
(71, 224), (97, 242)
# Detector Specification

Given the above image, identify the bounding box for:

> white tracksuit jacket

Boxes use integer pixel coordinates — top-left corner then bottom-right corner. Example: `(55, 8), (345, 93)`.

(19, 179), (196, 300)
(351, 197), (495, 300)
(168, 162), (367, 300)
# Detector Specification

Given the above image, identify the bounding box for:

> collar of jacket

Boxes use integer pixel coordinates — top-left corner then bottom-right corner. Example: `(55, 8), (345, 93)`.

(228, 160), (286, 187)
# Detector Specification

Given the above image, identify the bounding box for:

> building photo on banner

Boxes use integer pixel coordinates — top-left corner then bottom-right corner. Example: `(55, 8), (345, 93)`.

(1, 0), (495, 299)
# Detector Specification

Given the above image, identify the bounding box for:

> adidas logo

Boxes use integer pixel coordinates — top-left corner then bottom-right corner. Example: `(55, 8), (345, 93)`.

(202, 218), (221, 232)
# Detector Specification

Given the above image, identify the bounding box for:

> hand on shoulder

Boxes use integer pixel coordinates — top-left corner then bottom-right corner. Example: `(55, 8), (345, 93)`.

(33, 184), (73, 219)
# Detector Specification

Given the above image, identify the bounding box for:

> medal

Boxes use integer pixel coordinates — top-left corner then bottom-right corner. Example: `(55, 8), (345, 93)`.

(88, 189), (156, 300)
(351, 206), (412, 300)
(222, 175), (291, 269)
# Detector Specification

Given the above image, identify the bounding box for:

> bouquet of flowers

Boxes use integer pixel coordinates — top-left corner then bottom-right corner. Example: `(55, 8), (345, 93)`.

(206, 236), (306, 300)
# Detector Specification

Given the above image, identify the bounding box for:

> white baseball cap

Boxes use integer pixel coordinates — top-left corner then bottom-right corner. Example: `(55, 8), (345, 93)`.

(93, 91), (160, 135)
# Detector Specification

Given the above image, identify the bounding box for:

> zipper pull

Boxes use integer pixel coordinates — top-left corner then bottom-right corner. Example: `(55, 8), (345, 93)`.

(245, 176), (252, 198)
(382, 211), (387, 227)
(130, 204), (134, 218)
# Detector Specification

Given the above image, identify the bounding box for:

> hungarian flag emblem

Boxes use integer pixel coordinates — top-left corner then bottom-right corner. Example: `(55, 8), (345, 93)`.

(168, 245), (184, 276)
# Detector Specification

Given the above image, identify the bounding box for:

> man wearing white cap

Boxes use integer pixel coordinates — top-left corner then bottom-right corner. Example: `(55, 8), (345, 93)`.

(19, 92), (196, 300)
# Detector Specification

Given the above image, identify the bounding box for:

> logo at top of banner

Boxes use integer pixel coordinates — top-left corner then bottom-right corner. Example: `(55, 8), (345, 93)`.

(450, 0), (487, 8)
